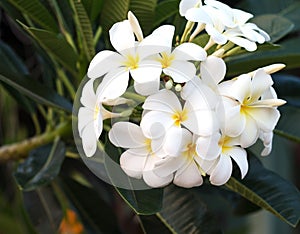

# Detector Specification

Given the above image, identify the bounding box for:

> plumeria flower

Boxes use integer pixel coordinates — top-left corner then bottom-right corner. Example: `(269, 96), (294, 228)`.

(218, 67), (286, 148)
(109, 122), (173, 187)
(87, 12), (175, 97)
(78, 80), (124, 157)
(196, 132), (248, 185)
(141, 89), (219, 156)
(153, 129), (214, 188)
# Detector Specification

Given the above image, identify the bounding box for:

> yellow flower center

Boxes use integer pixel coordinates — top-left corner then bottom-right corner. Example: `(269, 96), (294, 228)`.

(183, 143), (196, 160)
(94, 105), (100, 120)
(123, 54), (140, 70)
(218, 136), (231, 154)
(158, 52), (175, 69)
(172, 109), (188, 127)
(144, 138), (152, 154)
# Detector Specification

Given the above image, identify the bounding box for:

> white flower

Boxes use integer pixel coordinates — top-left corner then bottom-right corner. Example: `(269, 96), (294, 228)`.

(108, 122), (173, 187)
(88, 12), (175, 97)
(153, 129), (212, 188)
(140, 89), (219, 155)
(196, 132), (248, 186)
(218, 68), (286, 148)
(78, 80), (121, 157)
(156, 42), (207, 83)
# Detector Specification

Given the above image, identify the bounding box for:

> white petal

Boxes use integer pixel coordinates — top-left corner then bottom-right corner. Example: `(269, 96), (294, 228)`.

(185, 7), (212, 24)
(96, 67), (129, 101)
(196, 133), (221, 160)
(228, 36), (257, 52)
(163, 127), (188, 156)
(128, 11), (143, 41)
(130, 60), (162, 83)
(126, 147), (150, 157)
(229, 74), (251, 103)
(227, 147), (248, 179)
(200, 56), (226, 86)
(78, 107), (94, 137)
(80, 79), (96, 109)
(120, 150), (147, 178)
(209, 154), (232, 186)
(239, 115), (259, 148)
(134, 79), (160, 96)
(81, 122), (98, 157)
(140, 111), (174, 139)
(153, 156), (186, 177)
(109, 20), (135, 52)
(164, 61), (196, 83)
(251, 69), (273, 101)
(143, 89), (182, 113)
(205, 24), (227, 45)
(172, 42), (207, 61)
(87, 50), (122, 79)
(179, 0), (200, 16)
(195, 156), (217, 174)
(174, 161), (203, 188)
(109, 122), (146, 148)
(246, 107), (280, 132)
(232, 9), (253, 24)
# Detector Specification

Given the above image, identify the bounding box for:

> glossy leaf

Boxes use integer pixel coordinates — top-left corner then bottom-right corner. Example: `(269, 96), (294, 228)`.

(154, 0), (180, 27)
(100, 0), (130, 37)
(14, 139), (66, 191)
(70, 0), (95, 61)
(20, 24), (78, 74)
(251, 14), (294, 43)
(82, 0), (103, 22)
(7, 0), (58, 32)
(23, 185), (63, 233)
(226, 153), (300, 227)
(225, 37), (300, 77)
(280, 2), (300, 32)
(157, 185), (222, 233)
(129, 0), (157, 34)
(0, 73), (72, 112)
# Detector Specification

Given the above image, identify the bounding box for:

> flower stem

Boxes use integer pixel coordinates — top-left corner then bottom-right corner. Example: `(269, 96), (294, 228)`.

(0, 120), (72, 163)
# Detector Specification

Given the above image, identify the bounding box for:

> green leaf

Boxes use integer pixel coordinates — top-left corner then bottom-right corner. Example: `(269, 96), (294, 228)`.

(82, 0), (103, 22)
(100, 0), (130, 37)
(129, 0), (157, 34)
(20, 25), (78, 74)
(157, 185), (222, 233)
(225, 153), (300, 227)
(225, 37), (300, 77)
(7, 0), (59, 32)
(0, 73), (72, 112)
(251, 14), (294, 43)
(22, 185), (63, 233)
(70, 0), (95, 61)
(154, 0), (180, 27)
(280, 2), (300, 32)
(14, 139), (66, 191)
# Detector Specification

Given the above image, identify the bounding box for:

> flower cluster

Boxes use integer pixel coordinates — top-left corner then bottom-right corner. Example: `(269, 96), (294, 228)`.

(77, 0), (286, 188)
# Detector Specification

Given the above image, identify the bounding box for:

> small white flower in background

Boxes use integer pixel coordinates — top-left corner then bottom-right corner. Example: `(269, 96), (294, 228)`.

(197, 132), (248, 185)
(218, 67), (286, 148)
(109, 122), (173, 187)
(87, 12), (175, 97)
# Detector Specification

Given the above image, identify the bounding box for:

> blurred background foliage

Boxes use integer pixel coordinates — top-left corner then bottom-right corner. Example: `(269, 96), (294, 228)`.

(0, 0), (300, 233)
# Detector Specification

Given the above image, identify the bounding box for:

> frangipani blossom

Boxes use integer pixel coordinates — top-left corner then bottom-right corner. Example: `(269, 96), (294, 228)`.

(218, 68), (286, 148)
(197, 132), (248, 185)
(153, 129), (213, 188)
(78, 80), (122, 157)
(109, 122), (173, 187)
(88, 12), (175, 97)
(140, 89), (219, 155)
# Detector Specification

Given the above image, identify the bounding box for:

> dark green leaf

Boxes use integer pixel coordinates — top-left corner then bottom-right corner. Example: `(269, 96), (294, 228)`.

(129, 0), (157, 34)
(154, 0), (180, 27)
(82, 0), (103, 22)
(225, 37), (300, 77)
(157, 184), (222, 234)
(14, 139), (66, 191)
(23, 185), (63, 234)
(100, 0), (130, 38)
(0, 73), (72, 112)
(7, 0), (59, 32)
(280, 2), (300, 32)
(251, 14), (294, 43)
(20, 25), (78, 74)
(70, 0), (95, 61)
(226, 153), (300, 227)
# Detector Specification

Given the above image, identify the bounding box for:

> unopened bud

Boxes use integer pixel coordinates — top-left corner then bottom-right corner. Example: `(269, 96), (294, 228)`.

(175, 84), (182, 92)
(165, 79), (173, 90)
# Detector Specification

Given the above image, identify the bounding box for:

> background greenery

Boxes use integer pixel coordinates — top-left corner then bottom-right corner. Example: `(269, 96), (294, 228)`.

(0, 0), (300, 233)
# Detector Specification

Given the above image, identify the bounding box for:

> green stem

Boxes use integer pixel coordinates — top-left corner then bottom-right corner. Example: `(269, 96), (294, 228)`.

(274, 129), (300, 143)
(0, 120), (72, 163)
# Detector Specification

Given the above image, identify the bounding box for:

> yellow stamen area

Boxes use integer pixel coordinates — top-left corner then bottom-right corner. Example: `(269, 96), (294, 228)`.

(218, 136), (231, 154)
(158, 52), (175, 69)
(172, 109), (188, 127)
(123, 54), (140, 70)
(94, 105), (100, 120)
(183, 143), (196, 160)
(144, 138), (152, 154)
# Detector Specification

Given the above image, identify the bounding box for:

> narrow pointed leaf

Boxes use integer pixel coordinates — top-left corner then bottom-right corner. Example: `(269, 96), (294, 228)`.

(225, 153), (300, 227)
(70, 0), (95, 61)
(14, 139), (66, 191)
(7, 0), (59, 32)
